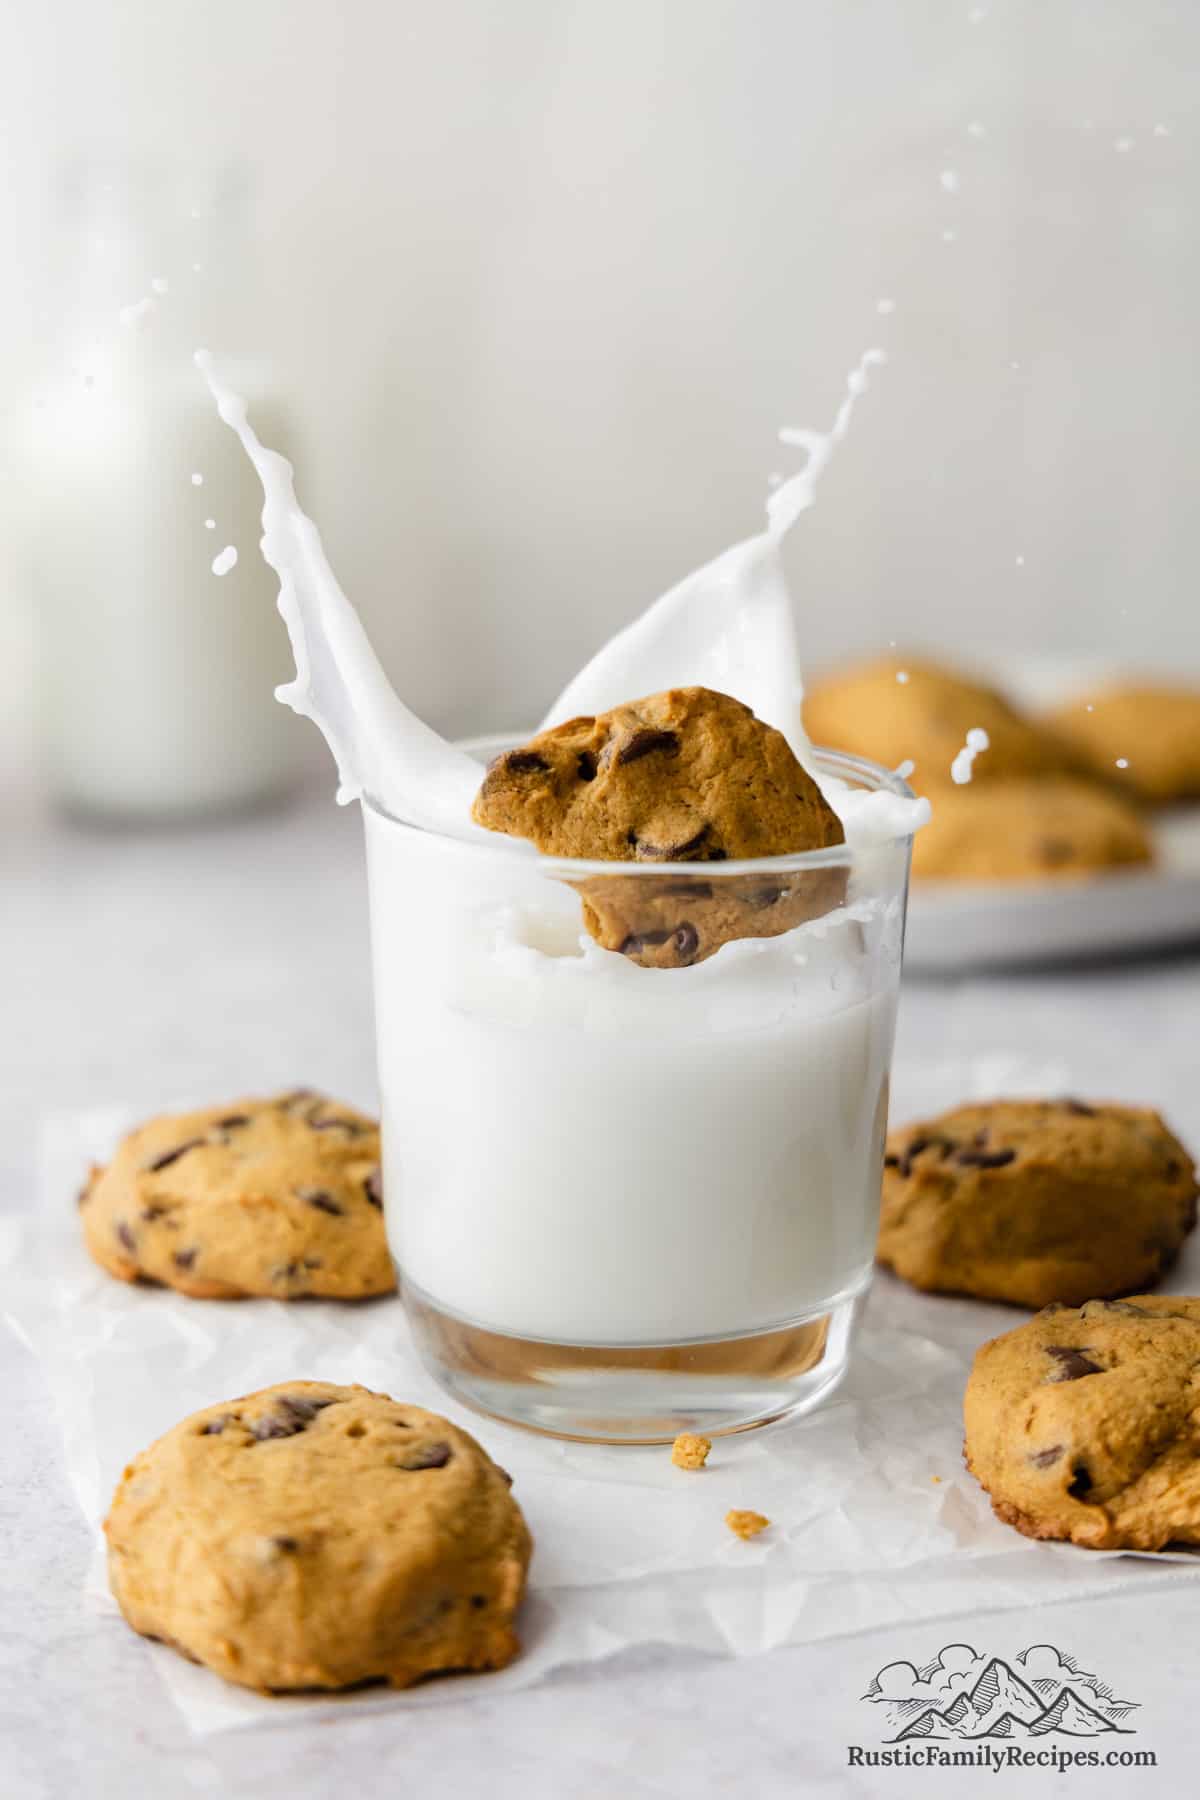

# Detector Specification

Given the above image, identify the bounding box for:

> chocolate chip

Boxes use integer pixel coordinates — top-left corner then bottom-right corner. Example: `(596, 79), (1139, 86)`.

(1045, 1346), (1103, 1382)
(896, 1135), (932, 1178)
(252, 1415), (299, 1441)
(280, 1396), (334, 1423)
(278, 1089), (317, 1111)
(1039, 837), (1075, 866)
(576, 750), (597, 782)
(116, 1222), (136, 1252)
(470, 1595), (487, 1609)
(1062, 1098), (1096, 1117)
(200, 1414), (233, 1435)
(1029, 1445), (1064, 1469)
(141, 1203), (170, 1221)
(673, 922), (700, 961)
(1067, 1463), (1094, 1499)
(297, 1187), (343, 1216)
(251, 1396), (334, 1442)
(503, 751), (550, 775)
(955, 1147), (1017, 1169)
(746, 886), (787, 910)
(145, 1138), (205, 1173)
(1082, 1298), (1153, 1318)
(396, 1441), (452, 1470)
(883, 1154), (900, 1169)
(216, 1114), (251, 1130)
(633, 825), (712, 862)
(271, 1535), (300, 1553)
(308, 1115), (367, 1136)
(173, 1248), (198, 1270)
(365, 1167), (383, 1209)
(303, 1257), (323, 1270)
(617, 727), (680, 766)
(619, 928), (673, 956)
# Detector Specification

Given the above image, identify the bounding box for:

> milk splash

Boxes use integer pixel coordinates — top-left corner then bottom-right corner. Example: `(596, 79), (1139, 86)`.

(197, 346), (925, 846)
(194, 349), (486, 837)
(543, 350), (886, 766)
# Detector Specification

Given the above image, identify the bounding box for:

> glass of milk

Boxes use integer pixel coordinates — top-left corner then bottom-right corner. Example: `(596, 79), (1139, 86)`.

(365, 742), (913, 1443)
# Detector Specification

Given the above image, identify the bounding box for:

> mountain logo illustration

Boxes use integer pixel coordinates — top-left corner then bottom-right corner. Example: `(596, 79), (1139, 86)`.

(862, 1643), (1139, 1741)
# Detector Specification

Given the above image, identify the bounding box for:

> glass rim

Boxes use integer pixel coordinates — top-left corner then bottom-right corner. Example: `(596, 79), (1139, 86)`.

(361, 740), (916, 878)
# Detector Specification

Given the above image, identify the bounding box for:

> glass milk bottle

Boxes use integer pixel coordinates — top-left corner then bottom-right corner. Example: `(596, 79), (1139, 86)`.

(27, 161), (298, 820)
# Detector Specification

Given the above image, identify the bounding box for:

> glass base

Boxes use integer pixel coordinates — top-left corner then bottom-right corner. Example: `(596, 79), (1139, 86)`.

(403, 1278), (863, 1444)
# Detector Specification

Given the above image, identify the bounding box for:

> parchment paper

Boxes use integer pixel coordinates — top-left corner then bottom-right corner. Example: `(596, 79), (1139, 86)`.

(4, 1052), (1198, 1735)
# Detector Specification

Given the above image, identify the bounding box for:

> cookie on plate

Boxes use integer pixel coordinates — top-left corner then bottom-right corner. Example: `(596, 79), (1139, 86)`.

(473, 686), (846, 967)
(105, 1382), (532, 1690)
(878, 1099), (1196, 1308)
(802, 656), (1072, 790)
(964, 1297), (1200, 1550)
(80, 1090), (394, 1300)
(911, 777), (1154, 882)
(1045, 684), (1200, 806)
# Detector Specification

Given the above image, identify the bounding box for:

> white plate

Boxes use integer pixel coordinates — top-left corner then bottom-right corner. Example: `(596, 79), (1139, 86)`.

(904, 657), (1200, 974)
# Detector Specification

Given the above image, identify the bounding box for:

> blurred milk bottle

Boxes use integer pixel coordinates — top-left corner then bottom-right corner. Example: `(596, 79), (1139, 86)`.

(28, 160), (299, 820)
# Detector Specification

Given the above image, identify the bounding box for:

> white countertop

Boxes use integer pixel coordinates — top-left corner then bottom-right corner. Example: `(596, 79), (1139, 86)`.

(5, 787), (1200, 1799)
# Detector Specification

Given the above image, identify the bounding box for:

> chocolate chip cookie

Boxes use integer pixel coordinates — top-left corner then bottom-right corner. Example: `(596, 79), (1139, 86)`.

(1046, 684), (1200, 806)
(878, 1099), (1196, 1308)
(911, 777), (1155, 882)
(802, 656), (1073, 790)
(80, 1091), (394, 1300)
(105, 1382), (532, 1690)
(964, 1297), (1200, 1550)
(473, 686), (846, 967)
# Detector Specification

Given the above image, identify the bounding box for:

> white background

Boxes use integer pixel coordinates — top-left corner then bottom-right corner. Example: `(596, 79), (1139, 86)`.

(1, 0), (1198, 775)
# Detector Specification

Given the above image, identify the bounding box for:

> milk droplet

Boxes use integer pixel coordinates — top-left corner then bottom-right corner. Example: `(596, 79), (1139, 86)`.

(876, 297), (896, 315)
(212, 545), (238, 576)
(966, 121), (986, 139)
(1115, 757), (1129, 769)
(205, 518), (216, 530)
(896, 670), (910, 684)
(895, 759), (916, 781)
(951, 727), (990, 784)
(1114, 137), (1135, 153)
(150, 277), (169, 296)
(119, 297), (156, 328)
(191, 472), (204, 486)
(940, 170), (961, 194)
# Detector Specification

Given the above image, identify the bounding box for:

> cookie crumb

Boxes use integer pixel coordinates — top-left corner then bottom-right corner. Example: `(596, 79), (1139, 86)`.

(671, 1433), (711, 1470)
(725, 1509), (770, 1540)
(931, 1475), (942, 1484)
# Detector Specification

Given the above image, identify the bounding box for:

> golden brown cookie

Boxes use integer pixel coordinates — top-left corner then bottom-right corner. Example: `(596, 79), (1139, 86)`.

(105, 1382), (532, 1690)
(473, 687), (846, 967)
(964, 1297), (1200, 1550)
(911, 777), (1154, 882)
(80, 1091), (394, 1300)
(878, 1099), (1197, 1308)
(1045, 684), (1200, 806)
(803, 656), (1072, 790)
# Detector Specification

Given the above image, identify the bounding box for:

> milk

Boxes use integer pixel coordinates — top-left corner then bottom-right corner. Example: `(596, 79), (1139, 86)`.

(366, 797), (901, 1342)
(29, 164), (297, 820)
